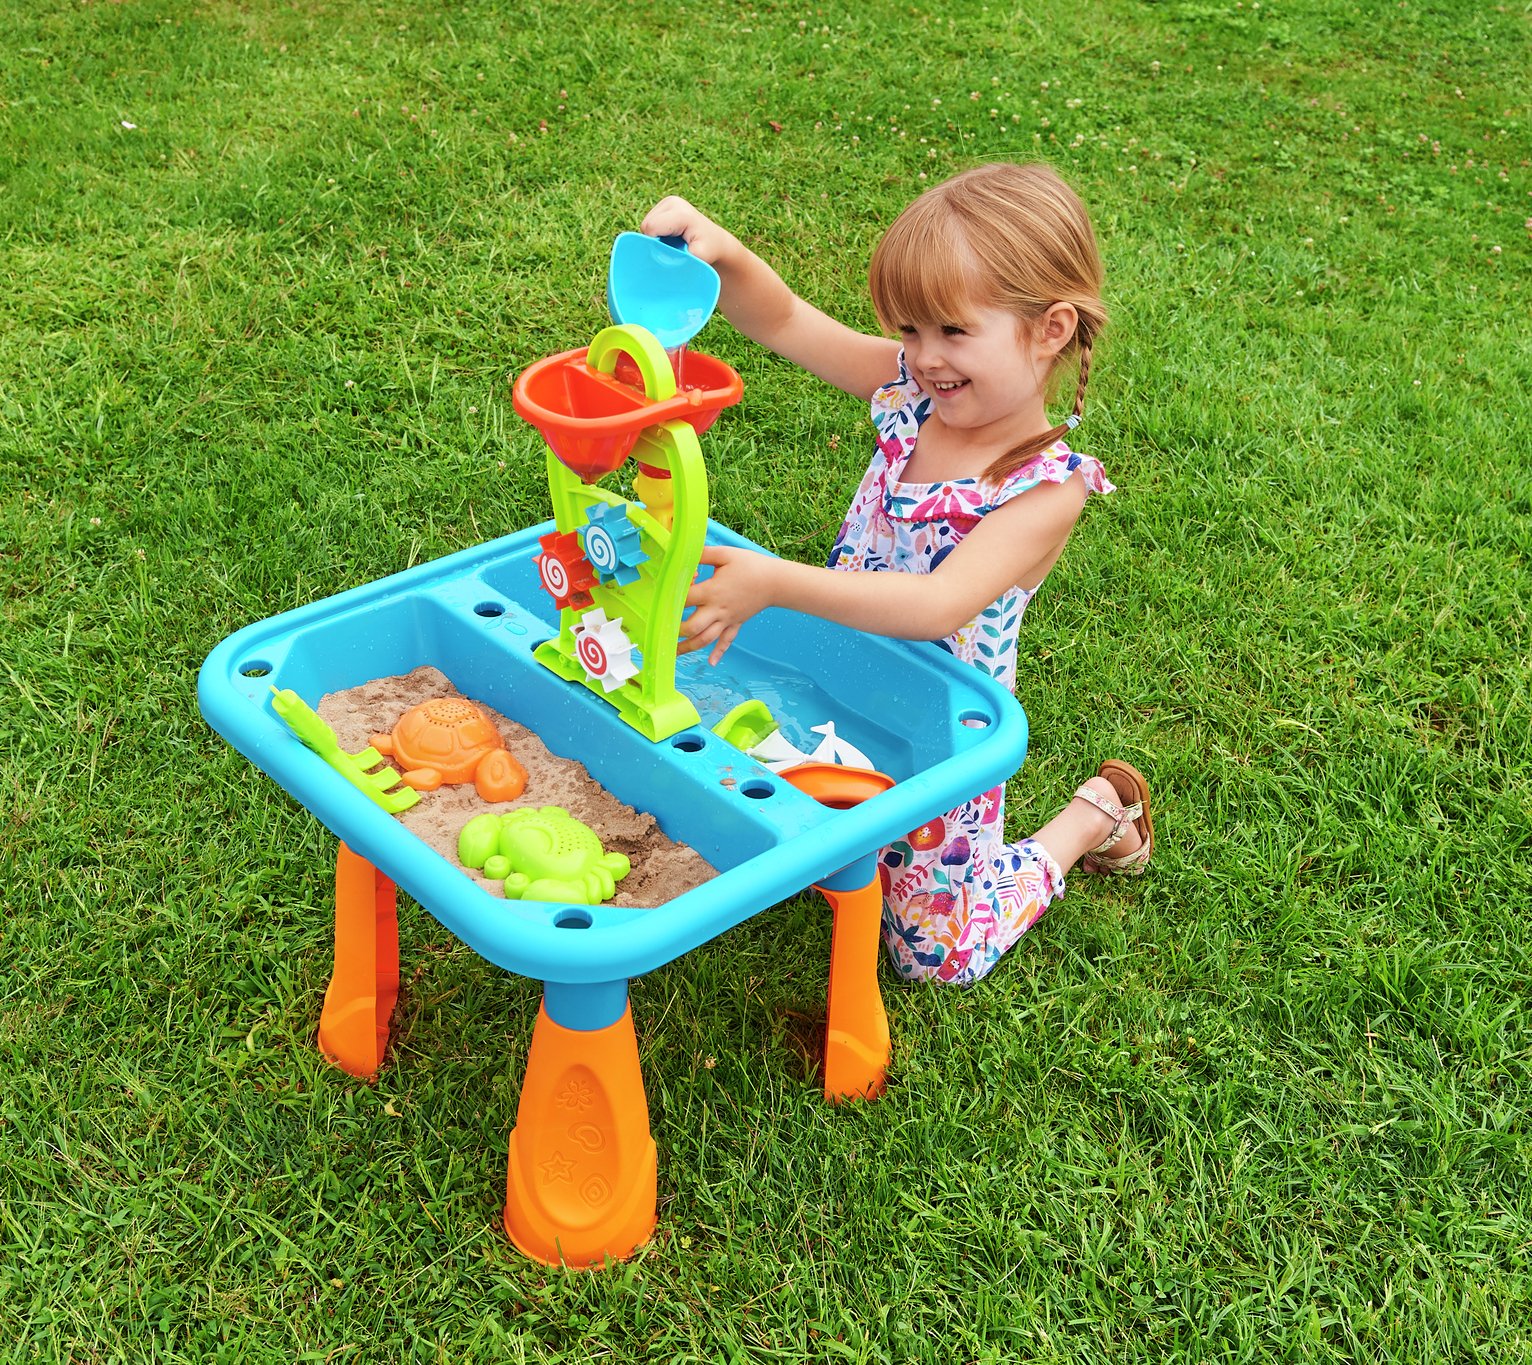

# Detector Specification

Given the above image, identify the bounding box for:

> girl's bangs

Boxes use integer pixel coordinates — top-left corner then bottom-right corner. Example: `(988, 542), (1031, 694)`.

(869, 213), (987, 332)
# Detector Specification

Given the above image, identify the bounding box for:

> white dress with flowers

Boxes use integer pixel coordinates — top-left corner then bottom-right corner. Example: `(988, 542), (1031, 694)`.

(827, 352), (1115, 985)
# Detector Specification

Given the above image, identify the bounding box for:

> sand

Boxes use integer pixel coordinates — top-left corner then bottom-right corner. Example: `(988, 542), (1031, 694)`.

(317, 666), (716, 907)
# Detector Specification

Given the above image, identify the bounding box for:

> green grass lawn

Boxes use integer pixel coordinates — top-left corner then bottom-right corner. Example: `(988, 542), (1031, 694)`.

(3, 0), (1529, 1360)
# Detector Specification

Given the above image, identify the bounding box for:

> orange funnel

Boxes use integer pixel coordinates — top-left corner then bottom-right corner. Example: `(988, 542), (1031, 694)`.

(780, 762), (895, 809)
(513, 346), (742, 483)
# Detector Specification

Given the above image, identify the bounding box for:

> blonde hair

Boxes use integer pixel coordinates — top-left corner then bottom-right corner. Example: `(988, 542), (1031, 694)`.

(868, 163), (1106, 484)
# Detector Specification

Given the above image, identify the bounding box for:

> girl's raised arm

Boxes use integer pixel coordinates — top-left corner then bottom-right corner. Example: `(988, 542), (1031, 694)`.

(642, 197), (899, 402)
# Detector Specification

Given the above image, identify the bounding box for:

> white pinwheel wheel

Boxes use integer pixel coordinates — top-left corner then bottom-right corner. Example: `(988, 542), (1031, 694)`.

(571, 607), (640, 693)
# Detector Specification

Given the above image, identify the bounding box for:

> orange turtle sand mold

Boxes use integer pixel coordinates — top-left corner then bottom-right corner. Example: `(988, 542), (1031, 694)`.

(319, 666), (716, 909)
(371, 696), (528, 803)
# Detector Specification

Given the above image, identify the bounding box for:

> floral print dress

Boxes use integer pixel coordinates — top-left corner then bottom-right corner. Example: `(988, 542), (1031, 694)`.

(827, 352), (1115, 985)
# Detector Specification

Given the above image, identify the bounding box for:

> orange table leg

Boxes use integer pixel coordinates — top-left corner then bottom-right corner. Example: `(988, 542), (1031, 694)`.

(317, 842), (399, 1078)
(504, 993), (657, 1267)
(818, 864), (891, 1103)
(775, 767), (896, 1103)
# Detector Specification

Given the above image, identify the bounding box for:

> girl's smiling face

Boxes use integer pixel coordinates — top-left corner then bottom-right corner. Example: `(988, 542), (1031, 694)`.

(899, 303), (1075, 434)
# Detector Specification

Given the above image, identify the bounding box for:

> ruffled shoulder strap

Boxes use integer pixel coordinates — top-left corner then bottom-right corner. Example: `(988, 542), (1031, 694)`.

(984, 441), (1116, 510)
(869, 349), (930, 459)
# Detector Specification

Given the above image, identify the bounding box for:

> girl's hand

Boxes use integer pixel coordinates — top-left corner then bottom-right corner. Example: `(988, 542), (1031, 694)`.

(641, 197), (735, 267)
(643, 197), (897, 400)
(679, 545), (780, 665)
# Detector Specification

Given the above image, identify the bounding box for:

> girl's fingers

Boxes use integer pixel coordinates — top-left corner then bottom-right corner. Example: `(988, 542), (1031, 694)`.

(641, 196), (690, 235)
(676, 602), (737, 663)
(678, 610), (737, 664)
(678, 614), (717, 650)
(708, 626), (739, 666)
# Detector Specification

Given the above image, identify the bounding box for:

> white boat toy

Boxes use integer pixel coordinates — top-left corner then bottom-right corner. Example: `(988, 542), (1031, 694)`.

(712, 703), (873, 773)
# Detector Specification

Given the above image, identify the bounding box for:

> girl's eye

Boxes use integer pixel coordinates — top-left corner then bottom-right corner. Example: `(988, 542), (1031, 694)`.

(941, 325), (966, 336)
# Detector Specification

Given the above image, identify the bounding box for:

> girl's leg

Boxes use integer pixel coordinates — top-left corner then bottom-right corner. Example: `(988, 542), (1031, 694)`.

(879, 837), (1067, 986)
(879, 787), (1067, 986)
(880, 769), (1150, 986)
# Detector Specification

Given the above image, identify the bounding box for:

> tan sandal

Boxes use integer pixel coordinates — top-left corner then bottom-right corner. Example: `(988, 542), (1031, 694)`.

(1075, 760), (1154, 875)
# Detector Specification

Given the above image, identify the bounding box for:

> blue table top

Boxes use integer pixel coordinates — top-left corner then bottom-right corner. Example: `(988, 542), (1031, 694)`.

(198, 520), (1028, 984)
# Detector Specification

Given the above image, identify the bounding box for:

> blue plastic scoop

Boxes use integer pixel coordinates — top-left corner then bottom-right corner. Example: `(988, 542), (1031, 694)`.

(607, 232), (721, 350)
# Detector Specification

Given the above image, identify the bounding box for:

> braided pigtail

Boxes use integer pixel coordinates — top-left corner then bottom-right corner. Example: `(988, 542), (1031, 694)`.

(982, 337), (1095, 487)
(1071, 341), (1093, 426)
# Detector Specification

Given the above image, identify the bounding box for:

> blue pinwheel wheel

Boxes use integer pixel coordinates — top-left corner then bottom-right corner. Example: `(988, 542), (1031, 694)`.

(581, 502), (647, 587)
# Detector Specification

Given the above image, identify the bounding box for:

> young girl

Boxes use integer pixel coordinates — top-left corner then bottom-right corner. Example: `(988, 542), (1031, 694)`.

(643, 163), (1153, 986)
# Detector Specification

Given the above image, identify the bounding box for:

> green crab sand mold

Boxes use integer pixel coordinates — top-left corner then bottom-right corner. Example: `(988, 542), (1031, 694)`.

(458, 806), (632, 905)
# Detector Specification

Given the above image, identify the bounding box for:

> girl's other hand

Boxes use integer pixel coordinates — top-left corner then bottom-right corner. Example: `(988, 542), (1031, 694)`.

(641, 197), (733, 266)
(679, 545), (779, 665)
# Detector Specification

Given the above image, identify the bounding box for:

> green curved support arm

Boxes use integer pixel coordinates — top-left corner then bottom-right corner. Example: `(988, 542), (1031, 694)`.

(586, 324), (677, 401)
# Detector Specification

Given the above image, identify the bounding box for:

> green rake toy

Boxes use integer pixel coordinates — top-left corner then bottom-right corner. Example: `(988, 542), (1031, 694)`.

(269, 687), (421, 814)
